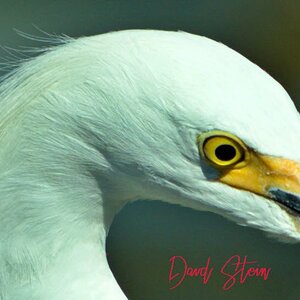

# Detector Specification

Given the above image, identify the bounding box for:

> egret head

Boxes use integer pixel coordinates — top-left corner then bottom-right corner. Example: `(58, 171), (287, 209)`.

(73, 30), (300, 242)
(4, 30), (300, 246)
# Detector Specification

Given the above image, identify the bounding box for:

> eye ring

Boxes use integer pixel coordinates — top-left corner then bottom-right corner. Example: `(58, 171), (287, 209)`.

(196, 130), (250, 168)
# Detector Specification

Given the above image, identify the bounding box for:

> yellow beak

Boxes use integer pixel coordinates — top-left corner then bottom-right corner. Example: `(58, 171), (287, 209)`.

(219, 152), (300, 214)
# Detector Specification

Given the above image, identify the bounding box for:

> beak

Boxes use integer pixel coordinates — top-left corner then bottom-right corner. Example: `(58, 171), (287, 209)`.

(219, 153), (300, 215)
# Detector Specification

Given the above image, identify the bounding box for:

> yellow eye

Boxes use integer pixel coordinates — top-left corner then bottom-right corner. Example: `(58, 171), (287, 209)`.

(197, 131), (249, 168)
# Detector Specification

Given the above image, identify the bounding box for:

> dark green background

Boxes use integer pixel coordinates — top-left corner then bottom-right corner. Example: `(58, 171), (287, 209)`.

(0, 1), (299, 299)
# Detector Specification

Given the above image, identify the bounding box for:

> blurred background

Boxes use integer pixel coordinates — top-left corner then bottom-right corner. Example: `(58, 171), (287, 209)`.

(0, 1), (299, 299)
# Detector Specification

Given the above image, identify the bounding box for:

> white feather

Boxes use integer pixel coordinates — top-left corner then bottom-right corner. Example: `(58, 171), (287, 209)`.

(0, 29), (299, 299)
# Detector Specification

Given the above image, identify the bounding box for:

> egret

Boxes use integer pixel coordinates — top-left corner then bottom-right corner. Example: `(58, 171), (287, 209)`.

(0, 30), (300, 299)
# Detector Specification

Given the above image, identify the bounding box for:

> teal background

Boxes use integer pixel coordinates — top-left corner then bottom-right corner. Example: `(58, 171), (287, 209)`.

(0, 1), (299, 299)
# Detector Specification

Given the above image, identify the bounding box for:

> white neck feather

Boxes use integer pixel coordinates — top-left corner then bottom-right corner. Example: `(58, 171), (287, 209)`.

(0, 170), (129, 299)
(10, 241), (126, 300)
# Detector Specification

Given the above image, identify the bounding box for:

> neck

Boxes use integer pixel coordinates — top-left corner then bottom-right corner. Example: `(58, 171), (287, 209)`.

(0, 166), (129, 300)
(10, 241), (127, 300)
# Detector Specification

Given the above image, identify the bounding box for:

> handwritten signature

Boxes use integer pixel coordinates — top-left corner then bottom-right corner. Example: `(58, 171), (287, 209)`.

(169, 255), (271, 290)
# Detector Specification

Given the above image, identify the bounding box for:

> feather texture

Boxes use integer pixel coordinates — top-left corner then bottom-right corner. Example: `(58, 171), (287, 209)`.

(0, 29), (299, 299)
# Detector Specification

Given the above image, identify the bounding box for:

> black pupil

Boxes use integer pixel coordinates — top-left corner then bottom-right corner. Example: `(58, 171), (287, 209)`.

(215, 144), (236, 161)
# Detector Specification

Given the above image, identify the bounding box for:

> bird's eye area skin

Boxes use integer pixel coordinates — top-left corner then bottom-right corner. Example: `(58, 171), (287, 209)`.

(197, 131), (250, 168)
(197, 130), (300, 223)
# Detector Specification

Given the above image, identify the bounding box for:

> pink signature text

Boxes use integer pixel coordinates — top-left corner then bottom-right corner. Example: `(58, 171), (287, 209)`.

(220, 255), (271, 290)
(169, 255), (271, 290)
(169, 255), (213, 290)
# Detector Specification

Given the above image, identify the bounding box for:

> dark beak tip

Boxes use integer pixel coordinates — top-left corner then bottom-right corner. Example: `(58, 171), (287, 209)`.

(268, 187), (300, 215)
